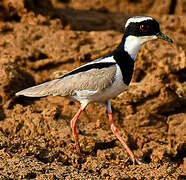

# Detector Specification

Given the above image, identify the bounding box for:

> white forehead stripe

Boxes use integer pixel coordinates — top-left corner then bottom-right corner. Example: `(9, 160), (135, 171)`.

(125, 16), (153, 29)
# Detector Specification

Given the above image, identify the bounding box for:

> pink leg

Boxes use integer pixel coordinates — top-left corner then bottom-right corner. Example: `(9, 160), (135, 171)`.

(71, 108), (83, 152)
(70, 104), (86, 152)
(106, 100), (136, 164)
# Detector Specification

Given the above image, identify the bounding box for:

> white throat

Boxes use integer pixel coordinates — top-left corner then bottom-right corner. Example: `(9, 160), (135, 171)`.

(124, 35), (157, 60)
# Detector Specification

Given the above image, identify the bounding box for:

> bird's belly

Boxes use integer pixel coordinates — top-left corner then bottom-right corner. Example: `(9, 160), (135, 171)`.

(92, 78), (127, 102)
(70, 64), (128, 104)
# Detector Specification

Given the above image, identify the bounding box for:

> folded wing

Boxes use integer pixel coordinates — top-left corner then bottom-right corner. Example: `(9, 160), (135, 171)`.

(16, 65), (117, 98)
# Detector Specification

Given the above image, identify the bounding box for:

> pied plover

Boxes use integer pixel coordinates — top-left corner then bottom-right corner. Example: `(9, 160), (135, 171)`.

(16, 16), (173, 164)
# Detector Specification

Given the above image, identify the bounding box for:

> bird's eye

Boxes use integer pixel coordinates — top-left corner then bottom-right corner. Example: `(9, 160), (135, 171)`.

(140, 24), (150, 32)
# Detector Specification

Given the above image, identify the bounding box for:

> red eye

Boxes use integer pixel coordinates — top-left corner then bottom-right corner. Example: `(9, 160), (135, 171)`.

(140, 24), (150, 32)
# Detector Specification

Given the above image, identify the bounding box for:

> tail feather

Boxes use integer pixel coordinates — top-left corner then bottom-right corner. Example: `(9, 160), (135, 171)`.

(15, 79), (60, 97)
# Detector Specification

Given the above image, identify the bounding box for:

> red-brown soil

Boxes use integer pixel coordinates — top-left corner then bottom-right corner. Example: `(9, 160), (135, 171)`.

(0, 0), (186, 179)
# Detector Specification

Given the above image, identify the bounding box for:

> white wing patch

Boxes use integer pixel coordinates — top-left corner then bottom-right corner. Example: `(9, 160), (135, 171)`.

(90, 56), (116, 64)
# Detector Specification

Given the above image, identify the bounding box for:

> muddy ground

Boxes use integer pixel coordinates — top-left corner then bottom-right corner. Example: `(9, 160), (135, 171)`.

(0, 0), (186, 179)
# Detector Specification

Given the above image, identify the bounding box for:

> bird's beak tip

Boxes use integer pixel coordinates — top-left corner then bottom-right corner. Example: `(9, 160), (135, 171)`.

(157, 32), (173, 43)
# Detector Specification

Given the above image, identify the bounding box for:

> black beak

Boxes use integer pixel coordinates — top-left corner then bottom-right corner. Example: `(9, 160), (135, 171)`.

(156, 32), (173, 43)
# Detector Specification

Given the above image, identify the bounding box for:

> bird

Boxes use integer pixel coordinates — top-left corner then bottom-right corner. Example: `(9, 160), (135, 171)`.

(16, 16), (173, 164)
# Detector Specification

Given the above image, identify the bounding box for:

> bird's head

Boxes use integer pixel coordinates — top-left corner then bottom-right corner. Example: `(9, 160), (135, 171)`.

(123, 16), (173, 59)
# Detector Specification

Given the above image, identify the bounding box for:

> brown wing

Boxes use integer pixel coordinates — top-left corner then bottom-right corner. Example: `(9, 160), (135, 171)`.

(16, 65), (117, 97)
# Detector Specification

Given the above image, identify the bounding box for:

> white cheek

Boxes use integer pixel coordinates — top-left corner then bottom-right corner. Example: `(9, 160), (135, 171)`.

(124, 35), (157, 60)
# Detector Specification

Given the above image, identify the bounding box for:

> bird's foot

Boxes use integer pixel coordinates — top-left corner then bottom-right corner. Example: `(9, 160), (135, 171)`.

(75, 141), (81, 154)
(131, 158), (148, 165)
(134, 158), (143, 165)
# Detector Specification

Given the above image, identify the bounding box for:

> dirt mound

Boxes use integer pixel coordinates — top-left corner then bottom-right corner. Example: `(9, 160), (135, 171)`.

(0, 0), (185, 179)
